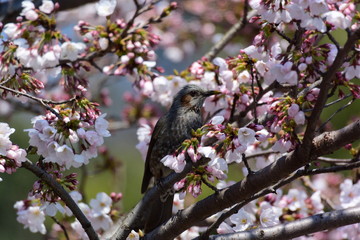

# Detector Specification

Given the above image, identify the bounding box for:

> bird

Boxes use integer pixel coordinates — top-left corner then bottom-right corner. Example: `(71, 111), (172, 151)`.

(141, 84), (217, 232)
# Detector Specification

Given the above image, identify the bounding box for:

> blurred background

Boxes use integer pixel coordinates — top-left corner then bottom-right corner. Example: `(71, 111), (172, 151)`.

(0, 0), (358, 239)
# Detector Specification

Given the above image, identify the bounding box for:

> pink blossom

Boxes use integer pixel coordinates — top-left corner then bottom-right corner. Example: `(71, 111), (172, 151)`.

(294, 111), (305, 125)
(161, 153), (186, 173)
(197, 146), (216, 159)
(85, 130), (104, 146)
(272, 138), (292, 153)
(225, 147), (244, 164)
(256, 129), (270, 142)
(209, 115), (224, 125)
(0, 135), (12, 155)
(288, 103), (300, 118)
(324, 11), (351, 29)
(237, 70), (251, 83)
(95, 114), (111, 137)
(213, 57), (228, 72)
(189, 62), (204, 77)
(187, 146), (201, 162)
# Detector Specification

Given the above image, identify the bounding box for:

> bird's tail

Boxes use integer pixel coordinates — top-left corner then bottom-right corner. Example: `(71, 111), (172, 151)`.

(144, 194), (174, 233)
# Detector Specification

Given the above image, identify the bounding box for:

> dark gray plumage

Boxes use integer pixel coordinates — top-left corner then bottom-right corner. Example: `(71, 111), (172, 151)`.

(141, 84), (216, 232)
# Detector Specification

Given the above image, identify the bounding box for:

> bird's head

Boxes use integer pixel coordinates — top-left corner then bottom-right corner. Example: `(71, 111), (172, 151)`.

(171, 84), (219, 113)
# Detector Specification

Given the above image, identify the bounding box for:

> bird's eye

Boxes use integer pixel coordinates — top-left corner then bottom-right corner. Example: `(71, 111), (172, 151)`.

(189, 90), (198, 97)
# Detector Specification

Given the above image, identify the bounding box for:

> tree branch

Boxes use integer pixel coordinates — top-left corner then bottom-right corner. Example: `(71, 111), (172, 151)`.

(21, 160), (99, 240)
(208, 206), (360, 240)
(203, 0), (252, 61)
(302, 28), (360, 149)
(143, 119), (360, 240)
(102, 162), (194, 240)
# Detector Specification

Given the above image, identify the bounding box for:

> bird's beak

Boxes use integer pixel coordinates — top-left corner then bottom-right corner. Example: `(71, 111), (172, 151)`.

(204, 90), (221, 97)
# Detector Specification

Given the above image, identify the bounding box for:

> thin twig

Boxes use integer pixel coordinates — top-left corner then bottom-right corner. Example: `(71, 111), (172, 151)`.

(303, 93), (352, 112)
(245, 149), (277, 159)
(51, 216), (70, 240)
(275, 29), (292, 43)
(201, 176), (219, 193)
(250, 67), (258, 123)
(301, 176), (336, 210)
(318, 98), (354, 131)
(203, 0), (251, 61)
(228, 94), (239, 124)
(0, 84), (76, 119)
(242, 153), (254, 174)
(21, 160), (99, 240)
(79, 165), (88, 203)
(326, 31), (340, 51)
(239, 81), (276, 119)
(0, 74), (14, 85)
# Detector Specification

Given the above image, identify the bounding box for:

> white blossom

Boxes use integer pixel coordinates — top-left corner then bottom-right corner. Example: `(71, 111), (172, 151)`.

(39, 0), (55, 14)
(95, 114), (111, 137)
(260, 206), (281, 227)
(60, 42), (86, 61)
(3, 23), (19, 39)
(90, 192), (112, 215)
(238, 127), (256, 146)
(230, 209), (254, 231)
(99, 38), (109, 50)
(16, 206), (46, 234)
(96, 0), (117, 17)
(126, 230), (140, 240)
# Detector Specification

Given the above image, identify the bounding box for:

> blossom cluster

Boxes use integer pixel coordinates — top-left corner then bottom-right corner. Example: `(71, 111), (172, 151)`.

(250, 0), (354, 32)
(0, 123), (28, 182)
(14, 191), (121, 237)
(0, 0), (90, 96)
(212, 177), (360, 239)
(26, 110), (110, 169)
(74, 19), (159, 77)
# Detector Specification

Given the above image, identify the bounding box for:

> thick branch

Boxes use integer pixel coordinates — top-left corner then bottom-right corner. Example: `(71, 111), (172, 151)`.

(208, 206), (360, 240)
(21, 161), (99, 240)
(144, 120), (360, 239)
(102, 162), (194, 240)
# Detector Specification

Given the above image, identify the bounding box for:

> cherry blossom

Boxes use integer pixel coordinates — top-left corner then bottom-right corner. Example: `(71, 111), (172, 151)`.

(60, 42), (86, 61)
(339, 179), (360, 208)
(96, 0), (117, 17)
(259, 206), (281, 227)
(238, 127), (256, 146)
(39, 0), (55, 14)
(90, 192), (112, 215)
(229, 209), (254, 231)
(16, 205), (46, 234)
(126, 230), (140, 240)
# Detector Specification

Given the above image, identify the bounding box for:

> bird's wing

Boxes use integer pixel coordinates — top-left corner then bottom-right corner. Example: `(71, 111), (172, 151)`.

(141, 115), (167, 193)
